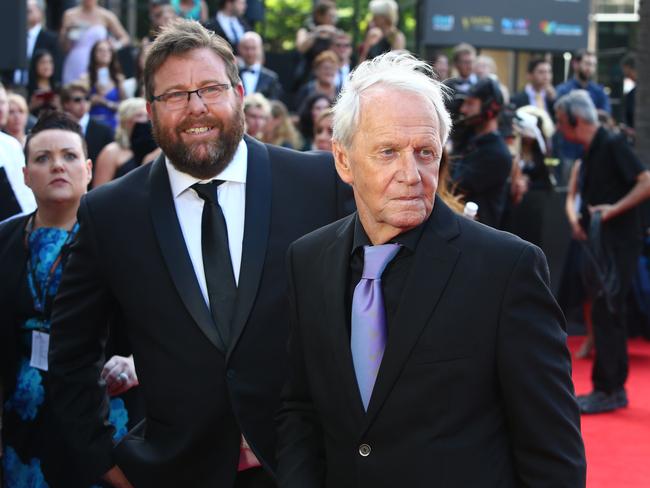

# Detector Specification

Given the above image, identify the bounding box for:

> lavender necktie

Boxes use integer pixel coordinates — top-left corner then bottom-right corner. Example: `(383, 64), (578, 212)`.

(351, 243), (400, 411)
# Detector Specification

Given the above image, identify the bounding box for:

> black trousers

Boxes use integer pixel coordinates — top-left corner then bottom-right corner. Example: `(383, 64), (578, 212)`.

(591, 242), (641, 393)
(234, 467), (277, 488)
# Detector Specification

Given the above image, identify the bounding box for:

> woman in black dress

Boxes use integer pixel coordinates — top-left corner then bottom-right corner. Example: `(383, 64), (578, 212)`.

(0, 112), (139, 487)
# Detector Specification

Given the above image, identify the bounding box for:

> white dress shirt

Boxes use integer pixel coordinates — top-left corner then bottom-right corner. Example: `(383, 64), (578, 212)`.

(0, 132), (36, 214)
(335, 63), (351, 89)
(14, 24), (42, 85)
(241, 63), (261, 96)
(165, 139), (247, 307)
(216, 12), (245, 45)
(78, 112), (90, 135)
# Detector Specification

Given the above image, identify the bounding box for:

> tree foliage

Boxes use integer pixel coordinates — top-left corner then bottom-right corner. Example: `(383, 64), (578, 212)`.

(262, 0), (418, 53)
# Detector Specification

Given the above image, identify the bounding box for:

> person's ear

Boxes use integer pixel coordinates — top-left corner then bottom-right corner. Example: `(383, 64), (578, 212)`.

(333, 140), (353, 186)
(85, 158), (93, 185)
(234, 82), (245, 101)
(23, 165), (31, 188)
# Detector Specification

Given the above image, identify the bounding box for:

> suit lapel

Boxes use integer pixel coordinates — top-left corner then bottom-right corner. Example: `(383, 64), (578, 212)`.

(363, 199), (461, 428)
(323, 214), (367, 420)
(227, 136), (272, 358)
(148, 155), (227, 352)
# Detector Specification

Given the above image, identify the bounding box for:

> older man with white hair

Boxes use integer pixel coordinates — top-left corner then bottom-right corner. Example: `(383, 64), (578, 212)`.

(276, 52), (586, 488)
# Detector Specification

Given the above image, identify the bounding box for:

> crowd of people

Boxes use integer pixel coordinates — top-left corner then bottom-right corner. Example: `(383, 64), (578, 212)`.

(0, 0), (648, 487)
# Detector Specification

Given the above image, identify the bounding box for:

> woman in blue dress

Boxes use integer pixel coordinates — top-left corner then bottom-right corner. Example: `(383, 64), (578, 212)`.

(83, 40), (126, 131)
(0, 112), (140, 487)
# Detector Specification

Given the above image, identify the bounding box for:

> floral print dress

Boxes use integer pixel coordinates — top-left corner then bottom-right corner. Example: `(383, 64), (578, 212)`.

(2, 224), (129, 487)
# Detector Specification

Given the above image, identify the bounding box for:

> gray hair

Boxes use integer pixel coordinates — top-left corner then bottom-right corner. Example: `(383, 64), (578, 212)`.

(29, 0), (46, 12)
(332, 51), (452, 149)
(554, 89), (598, 125)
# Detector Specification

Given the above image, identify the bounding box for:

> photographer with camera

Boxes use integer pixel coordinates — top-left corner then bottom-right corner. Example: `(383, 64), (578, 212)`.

(450, 78), (513, 228)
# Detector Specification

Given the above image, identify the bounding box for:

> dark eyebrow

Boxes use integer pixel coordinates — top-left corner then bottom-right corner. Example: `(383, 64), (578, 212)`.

(157, 80), (227, 93)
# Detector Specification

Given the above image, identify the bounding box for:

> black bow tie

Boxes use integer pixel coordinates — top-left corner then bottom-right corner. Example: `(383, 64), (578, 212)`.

(241, 66), (257, 74)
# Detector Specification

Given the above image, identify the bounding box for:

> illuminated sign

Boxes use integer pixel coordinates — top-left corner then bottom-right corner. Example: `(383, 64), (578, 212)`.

(422, 0), (589, 50)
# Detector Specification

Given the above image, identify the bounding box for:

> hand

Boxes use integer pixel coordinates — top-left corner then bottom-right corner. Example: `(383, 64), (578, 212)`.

(545, 85), (556, 100)
(314, 24), (336, 36)
(589, 204), (615, 222)
(365, 27), (383, 45)
(570, 220), (588, 241)
(103, 466), (134, 488)
(90, 93), (107, 106)
(102, 355), (138, 396)
(511, 175), (529, 205)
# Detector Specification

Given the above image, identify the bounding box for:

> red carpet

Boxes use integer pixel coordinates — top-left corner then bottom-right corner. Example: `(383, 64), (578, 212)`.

(568, 336), (650, 487)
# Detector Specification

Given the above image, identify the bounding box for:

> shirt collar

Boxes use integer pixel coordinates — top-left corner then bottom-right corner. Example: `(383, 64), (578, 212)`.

(28, 24), (41, 39)
(166, 138), (248, 198)
(524, 83), (545, 98)
(351, 213), (425, 255)
(242, 63), (261, 72)
(78, 112), (89, 134)
(217, 11), (236, 21)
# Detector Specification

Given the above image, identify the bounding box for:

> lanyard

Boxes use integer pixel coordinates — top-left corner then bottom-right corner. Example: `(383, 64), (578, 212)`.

(24, 214), (79, 319)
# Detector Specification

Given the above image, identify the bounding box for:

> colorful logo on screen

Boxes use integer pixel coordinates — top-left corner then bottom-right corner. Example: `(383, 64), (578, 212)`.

(461, 16), (494, 32)
(432, 15), (455, 32)
(501, 18), (529, 36)
(539, 20), (583, 36)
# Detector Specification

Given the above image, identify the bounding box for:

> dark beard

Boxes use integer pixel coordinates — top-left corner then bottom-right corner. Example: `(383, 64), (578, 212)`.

(576, 70), (590, 83)
(152, 109), (245, 180)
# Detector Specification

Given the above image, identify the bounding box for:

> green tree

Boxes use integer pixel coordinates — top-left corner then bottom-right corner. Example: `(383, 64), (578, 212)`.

(262, 0), (418, 53)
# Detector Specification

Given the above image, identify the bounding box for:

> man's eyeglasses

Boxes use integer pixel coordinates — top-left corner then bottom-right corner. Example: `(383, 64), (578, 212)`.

(151, 83), (232, 110)
(71, 96), (89, 103)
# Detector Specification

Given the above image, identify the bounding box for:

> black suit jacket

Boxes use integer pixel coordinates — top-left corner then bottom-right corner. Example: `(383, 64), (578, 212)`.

(203, 17), (251, 54)
(48, 136), (353, 487)
(277, 198), (586, 488)
(1, 27), (62, 88)
(240, 65), (283, 101)
(0, 214), (28, 393)
(85, 118), (115, 166)
(511, 90), (555, 119)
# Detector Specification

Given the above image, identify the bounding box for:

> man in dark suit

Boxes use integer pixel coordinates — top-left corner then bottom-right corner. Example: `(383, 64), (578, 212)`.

(276, 52), (586, 488)
(48, 19), (351, 488)
(204, 0), (250, 54)
(2, 0), (62, 89)
(238, 32), (283, 100)
(511, 57), (556, 118)
(60, 82), (114, 167)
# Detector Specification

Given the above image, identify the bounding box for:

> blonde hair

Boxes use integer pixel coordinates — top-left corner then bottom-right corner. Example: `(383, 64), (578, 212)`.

(8, 93), (28, 114)
(369, 0), (399, 26)
(264, 100), (302, 149)
(243, 92), (271, 116)
(115, 97), (147, 149)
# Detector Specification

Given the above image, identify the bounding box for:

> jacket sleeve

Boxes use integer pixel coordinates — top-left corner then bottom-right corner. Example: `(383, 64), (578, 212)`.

(275, 243), (326, 488)
(48, 195), (117, 485)
(497, 244), (587, 487)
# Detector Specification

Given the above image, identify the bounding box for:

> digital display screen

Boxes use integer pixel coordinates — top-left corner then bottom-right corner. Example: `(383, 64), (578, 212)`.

(422, 0), (590, 51)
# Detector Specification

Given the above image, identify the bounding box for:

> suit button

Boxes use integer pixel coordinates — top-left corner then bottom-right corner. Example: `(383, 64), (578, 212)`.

(226, 369), (236, 379)
(358, 444), (371, 457)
